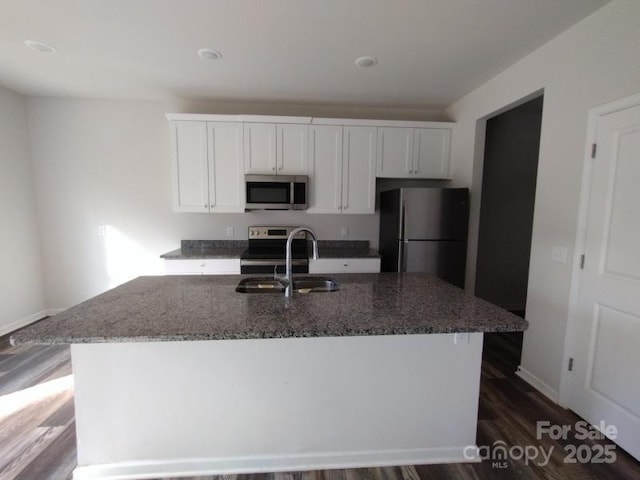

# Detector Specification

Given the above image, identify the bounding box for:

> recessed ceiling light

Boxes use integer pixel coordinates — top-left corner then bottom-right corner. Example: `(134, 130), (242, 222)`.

(355, 56), (377, 67)
(198, 48), (223, 60)
(24, 40), (57, 54)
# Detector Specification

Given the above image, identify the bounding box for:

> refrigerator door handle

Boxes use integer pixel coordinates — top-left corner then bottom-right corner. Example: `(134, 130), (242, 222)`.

(398, 240), (408, 272)
(399, 197), (406, 240)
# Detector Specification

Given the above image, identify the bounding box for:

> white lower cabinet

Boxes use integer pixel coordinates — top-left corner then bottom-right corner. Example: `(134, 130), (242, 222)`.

(164, 259), (241, 275)
(309, 258), (380, 274)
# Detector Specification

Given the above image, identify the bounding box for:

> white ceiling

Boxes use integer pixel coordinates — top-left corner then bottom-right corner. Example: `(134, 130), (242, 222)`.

(0, 0), (610, 109)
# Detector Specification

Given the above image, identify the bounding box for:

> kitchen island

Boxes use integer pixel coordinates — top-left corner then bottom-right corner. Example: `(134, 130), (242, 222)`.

(12, 273), (527, 480)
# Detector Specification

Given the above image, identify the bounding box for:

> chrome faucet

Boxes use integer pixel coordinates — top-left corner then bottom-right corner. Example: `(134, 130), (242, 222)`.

(283, 227), (318, 297)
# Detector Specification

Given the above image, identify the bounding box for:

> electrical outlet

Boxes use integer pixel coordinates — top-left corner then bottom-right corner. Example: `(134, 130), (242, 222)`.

(340, 227), (348, 238)
(551, 246), (568, 264)
(226, 227), (234, 237)
(98, 225), (106, 237)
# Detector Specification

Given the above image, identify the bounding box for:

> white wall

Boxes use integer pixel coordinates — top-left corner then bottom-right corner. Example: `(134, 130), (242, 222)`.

(28, 98), (442, 310)
(446, 0), (640, 398)
(0, 85), (45, 335)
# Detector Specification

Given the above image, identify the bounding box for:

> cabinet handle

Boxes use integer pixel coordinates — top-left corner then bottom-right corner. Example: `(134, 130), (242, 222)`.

(278, 128), (284, 170)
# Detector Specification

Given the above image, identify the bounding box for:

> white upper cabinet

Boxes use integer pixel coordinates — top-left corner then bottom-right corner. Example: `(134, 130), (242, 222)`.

(244, 123), (309, 174)
(308, 125), (343, 214)
(207, 123), (245, 212)
(171, 121), (210, 212)
(168, 114), (454, 215)
(342, 126), (377, 214)
(277, 124), (309, 174)
(413, 128), (451, 179)
(376, 127), (451, 179)
(243, 123), (277, 174)
(170, 120), (244, 213)
(308, 125), (376, 214)
(376, 127), (414, 178)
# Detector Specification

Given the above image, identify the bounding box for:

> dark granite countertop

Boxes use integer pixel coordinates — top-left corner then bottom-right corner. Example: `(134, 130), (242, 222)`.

(161, 247), (247, 259)
(161, 240), (247, 259)
(161, 240), (380, 259)
(11, 273), (527, 345)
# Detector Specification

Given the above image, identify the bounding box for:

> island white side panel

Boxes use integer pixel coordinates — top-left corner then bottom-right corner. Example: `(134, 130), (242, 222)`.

(71, 334), (482, 478)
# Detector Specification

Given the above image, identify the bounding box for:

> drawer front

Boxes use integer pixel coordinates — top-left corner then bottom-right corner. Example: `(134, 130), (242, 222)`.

(341, 258), (380, 273)
(164, 259), (241, 275)
(201, 259), (241, 274)
(164, 259), (206, 274)
(309, 258), (380, 274)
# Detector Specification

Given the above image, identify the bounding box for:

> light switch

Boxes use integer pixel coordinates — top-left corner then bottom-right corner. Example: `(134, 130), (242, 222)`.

(226, 227), (234, 237)
(551, 246), (568, 264)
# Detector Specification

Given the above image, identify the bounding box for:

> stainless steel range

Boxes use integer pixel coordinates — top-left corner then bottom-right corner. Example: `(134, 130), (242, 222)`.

(240, 226), (309, 275)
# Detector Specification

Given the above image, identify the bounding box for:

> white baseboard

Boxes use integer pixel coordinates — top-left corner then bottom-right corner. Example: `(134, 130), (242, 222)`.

(2, 308), (65, 341)
(73, 447), (480, 480)
(1, 310), (48, 338)
(516, 365), (559, 403)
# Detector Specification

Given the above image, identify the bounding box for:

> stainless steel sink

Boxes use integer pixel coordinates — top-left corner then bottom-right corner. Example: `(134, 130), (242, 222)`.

(236, 276), (339, 294)
(235, 277), (284, 294)
(291, 277), (340, 293)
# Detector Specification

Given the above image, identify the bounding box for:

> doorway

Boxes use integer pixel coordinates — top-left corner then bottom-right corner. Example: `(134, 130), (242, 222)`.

(475, 95), (543, 316)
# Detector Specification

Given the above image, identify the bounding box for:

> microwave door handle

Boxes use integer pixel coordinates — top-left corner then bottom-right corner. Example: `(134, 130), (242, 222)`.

(290, 180), (295, 208)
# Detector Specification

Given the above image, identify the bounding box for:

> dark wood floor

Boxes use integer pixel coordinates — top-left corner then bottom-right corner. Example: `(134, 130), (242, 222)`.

(1, 332), (639, 480)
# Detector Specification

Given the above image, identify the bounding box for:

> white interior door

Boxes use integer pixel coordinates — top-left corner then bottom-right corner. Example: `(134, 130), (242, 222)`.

(567, 100), (640, 460)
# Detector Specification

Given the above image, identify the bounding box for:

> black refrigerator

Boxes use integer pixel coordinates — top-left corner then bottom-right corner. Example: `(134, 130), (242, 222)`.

(379, 188), (469, 288)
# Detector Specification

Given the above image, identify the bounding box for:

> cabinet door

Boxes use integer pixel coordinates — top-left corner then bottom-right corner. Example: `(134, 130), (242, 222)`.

(164, 259), (205, 275)
(413, 128), (451, 179)
(307, 125), (343, 214)
(243, 123), (277, 174)
(277, 124), (309, 174)
(342, 126), (376, 214)
(201, 259), (241, 274)
(208, 122), (245, 212)
(171, 121), (209, 212)
(376, 127), (413, 178)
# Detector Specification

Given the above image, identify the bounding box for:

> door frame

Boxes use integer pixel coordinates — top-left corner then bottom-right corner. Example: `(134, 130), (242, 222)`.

(560, 91), (640, 407)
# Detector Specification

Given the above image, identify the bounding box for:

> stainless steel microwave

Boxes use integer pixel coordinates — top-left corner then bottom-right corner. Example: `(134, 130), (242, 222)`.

(245, 175), (308, 210)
